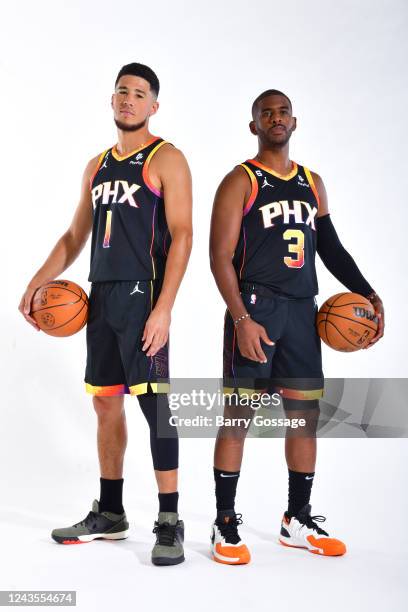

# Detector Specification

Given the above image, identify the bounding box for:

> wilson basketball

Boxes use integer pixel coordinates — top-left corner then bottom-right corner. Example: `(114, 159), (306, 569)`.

(31, 279), (89, 337)
(317, 292), (378, 352)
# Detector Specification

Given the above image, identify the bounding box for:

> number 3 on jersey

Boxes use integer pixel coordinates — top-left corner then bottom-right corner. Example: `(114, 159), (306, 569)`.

(283, 228), (304, 268)
(103, 210), (112, 248)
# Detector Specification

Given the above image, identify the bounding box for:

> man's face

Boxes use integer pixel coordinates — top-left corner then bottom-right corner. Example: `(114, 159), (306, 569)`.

(250, 94), (296, 147)
(111, 75), (159, 131)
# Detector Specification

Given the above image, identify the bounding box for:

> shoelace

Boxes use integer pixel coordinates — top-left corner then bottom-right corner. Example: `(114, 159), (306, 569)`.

(153, 521), (177, 546)
(215, 513), (243, 544)
(302, 513), (329, 536)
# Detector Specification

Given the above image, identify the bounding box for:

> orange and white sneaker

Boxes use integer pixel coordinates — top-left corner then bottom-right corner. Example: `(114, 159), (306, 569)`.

(279, 504), (346, 556)
(211, 511), (251, 565)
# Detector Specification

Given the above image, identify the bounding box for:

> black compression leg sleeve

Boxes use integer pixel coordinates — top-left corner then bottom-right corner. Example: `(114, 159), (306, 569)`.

(138, 392), (179, 471)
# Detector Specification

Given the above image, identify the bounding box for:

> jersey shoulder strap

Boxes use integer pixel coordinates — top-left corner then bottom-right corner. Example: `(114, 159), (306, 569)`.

(303, 165), (320, 207)
(238, 161), (259, 216)
(142, 139), (174, 197)
(89, 148), (110, 190)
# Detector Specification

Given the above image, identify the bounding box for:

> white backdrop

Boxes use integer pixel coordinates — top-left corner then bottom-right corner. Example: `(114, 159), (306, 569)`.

(1, 1), (407, 611)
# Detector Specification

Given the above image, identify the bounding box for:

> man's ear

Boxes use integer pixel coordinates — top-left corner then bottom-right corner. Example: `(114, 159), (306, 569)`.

(292, 116), (297, 132)
(249, 120), (257, 135)
(111, 94), (114, 109)
(149, 100), (159, 117)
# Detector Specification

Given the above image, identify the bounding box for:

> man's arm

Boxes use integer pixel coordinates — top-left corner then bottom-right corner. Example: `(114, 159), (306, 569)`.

(210, 167), (273, 363)
(313, 172), (384, 347)
(18, 155), (99, 330)
(141, 145), (193, 357)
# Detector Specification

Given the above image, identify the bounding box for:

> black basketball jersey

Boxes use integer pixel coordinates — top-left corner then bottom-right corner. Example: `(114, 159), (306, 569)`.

(233, 159), (320, 298)
(88, 136), (171, 282)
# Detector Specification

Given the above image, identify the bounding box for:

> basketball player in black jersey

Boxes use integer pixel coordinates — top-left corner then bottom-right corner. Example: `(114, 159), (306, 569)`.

(209, 90), (384, 564)
(18, 63), (192, 565)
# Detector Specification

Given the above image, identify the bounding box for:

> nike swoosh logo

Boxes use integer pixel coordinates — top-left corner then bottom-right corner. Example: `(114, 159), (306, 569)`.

(220, 473), (239, 478)
(305, 476), (314, 480)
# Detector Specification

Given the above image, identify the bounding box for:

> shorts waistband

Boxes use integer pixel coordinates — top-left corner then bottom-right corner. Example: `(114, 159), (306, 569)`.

(91, 279), (162, 287)
(239, 282), (314, 302)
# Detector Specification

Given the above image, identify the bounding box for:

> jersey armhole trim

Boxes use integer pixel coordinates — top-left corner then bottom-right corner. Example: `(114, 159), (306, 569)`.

(304, 166), (320, 207)
(240, 163), (259, 216)
(89, 149), (109, 191)
(142, 140), (173, 197)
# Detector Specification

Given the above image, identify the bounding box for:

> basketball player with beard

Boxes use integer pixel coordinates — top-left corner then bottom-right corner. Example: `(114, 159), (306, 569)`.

(209, 89), (384, 564)
(18, 63), (192, 566)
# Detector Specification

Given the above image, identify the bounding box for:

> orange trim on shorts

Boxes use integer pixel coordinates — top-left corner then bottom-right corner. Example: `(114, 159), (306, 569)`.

(85, 383), (128, 396)
(277, 387), (324, 400)
(86, 381), (170, 396)
(129, 382), (170, 395)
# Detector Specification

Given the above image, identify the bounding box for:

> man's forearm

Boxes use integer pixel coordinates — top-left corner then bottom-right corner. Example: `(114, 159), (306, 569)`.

(28, 231), (84, 288)
(210, 255), (248, 322)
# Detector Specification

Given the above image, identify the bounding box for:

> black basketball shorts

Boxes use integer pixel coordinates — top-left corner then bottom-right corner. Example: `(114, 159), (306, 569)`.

(223, 282), (324, 402)
(84, 280), (169, 397)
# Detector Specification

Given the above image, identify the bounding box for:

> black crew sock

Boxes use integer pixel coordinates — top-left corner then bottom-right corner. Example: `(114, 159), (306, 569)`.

(287, 469), (315, 517)
(158, 491), (179, 513)
(214, 467), (240, 514)
(99, 477), (124, 514)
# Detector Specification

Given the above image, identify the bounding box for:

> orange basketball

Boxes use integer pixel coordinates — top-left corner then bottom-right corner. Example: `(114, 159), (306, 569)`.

(31, 279), (89, 337)
(316, 292), (378, 352)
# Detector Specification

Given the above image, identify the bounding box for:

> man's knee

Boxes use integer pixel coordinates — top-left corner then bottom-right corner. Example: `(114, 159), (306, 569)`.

(283, 398), (320, 437)
(92, 395), (125, 419)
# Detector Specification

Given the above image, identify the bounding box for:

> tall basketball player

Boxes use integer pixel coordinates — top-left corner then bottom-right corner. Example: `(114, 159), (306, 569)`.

(18, 63), (192, 566)
(209, 90), (384, 564)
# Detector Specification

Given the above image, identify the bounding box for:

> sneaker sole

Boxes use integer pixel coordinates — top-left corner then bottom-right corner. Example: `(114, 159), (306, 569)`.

(52, 529), (129, 545)
(211, 546), (250, 565)
(151, 554), (185, 566)
(279, 537), (346, 556)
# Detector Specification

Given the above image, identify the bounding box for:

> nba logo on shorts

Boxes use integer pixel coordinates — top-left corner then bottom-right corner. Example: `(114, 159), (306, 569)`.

(250, 293), (257, 304)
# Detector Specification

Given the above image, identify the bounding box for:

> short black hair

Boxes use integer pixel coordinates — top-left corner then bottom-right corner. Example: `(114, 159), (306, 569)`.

(115, 63), (160, 98)
(252, 89), (292, 118)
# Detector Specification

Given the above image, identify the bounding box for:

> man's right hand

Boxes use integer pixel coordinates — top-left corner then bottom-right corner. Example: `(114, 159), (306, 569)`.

(18, 285), (40, 331)
(235, 318), (274, 363)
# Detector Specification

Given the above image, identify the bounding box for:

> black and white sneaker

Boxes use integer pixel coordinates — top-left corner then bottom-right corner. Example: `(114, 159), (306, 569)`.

(51, 499), (129, 544)
(279, 504), (346, 556)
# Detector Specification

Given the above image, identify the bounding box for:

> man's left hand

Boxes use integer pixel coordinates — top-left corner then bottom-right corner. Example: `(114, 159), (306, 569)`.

(364, 292), (384, 348)
(142, 306), (171, 357)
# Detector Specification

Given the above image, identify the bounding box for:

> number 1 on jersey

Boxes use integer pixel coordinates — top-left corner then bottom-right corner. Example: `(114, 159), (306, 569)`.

(283, 229), (304, 268)
(103, 210), (112, 248)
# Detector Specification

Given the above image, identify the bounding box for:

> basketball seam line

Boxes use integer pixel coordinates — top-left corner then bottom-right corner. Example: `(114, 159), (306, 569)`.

(39, 299), (88, 331)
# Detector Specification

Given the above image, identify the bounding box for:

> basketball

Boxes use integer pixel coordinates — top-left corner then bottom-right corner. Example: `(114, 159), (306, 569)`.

(31, 279), (89, 337)
(316, 292), (378, 352)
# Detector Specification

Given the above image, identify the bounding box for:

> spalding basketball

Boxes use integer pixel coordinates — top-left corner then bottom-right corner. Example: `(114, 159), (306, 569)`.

(317, 292), (378, 352)
(31, 279), (89, 337)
